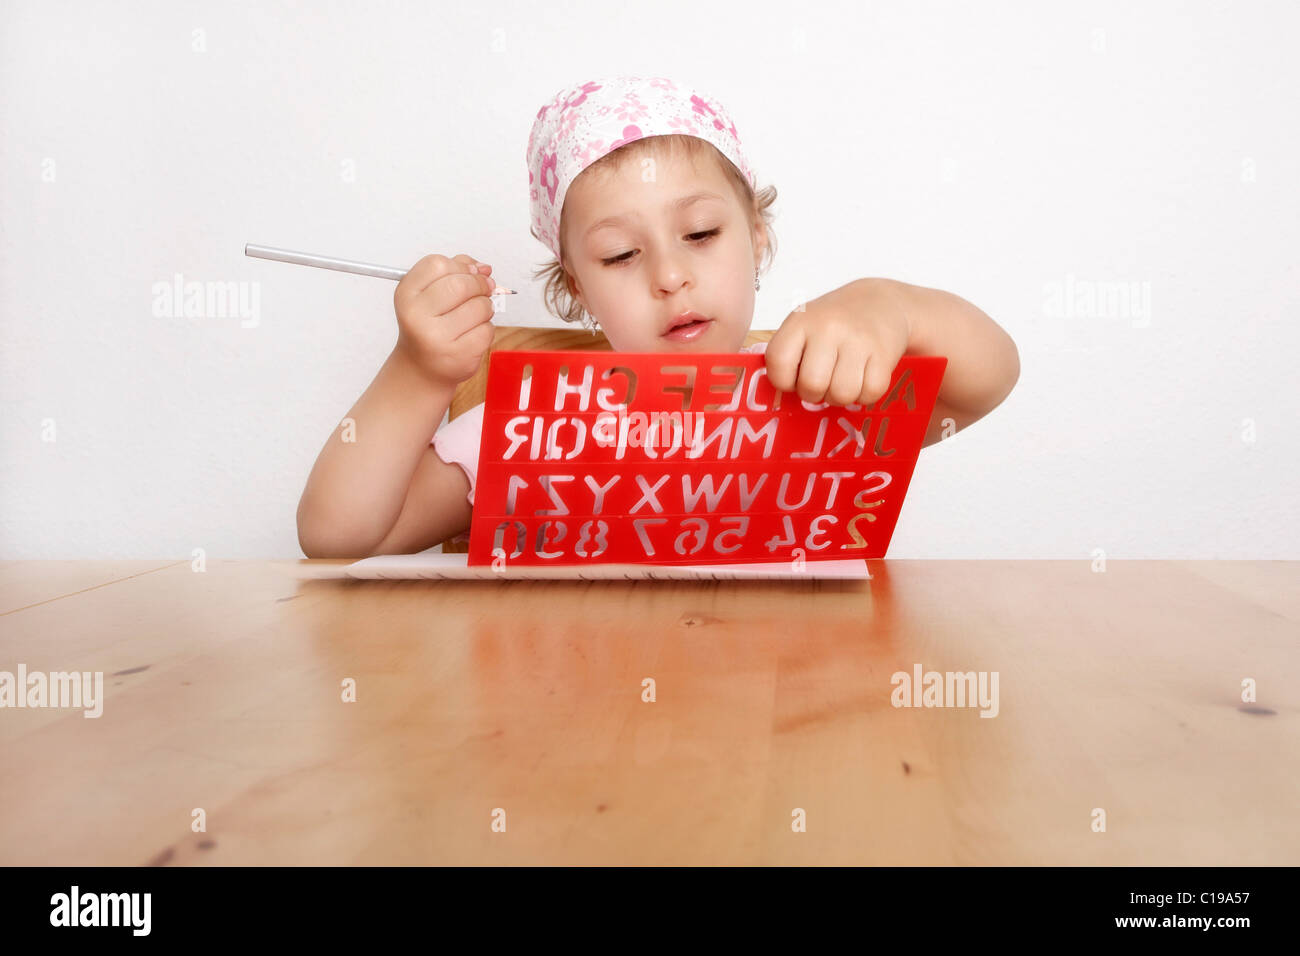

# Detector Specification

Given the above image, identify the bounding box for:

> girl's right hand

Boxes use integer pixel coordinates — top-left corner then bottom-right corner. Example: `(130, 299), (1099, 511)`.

(393, 253), (498, 387)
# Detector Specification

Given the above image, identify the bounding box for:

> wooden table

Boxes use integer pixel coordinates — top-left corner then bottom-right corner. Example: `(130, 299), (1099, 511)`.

(1, 560), (1296, 865)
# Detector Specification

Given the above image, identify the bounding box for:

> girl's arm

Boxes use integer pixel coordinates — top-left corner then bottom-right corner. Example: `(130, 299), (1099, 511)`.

(881, 278), (1021, 447)
(296, 253), (497, 557)
(765, 277), (1020, 449)
(296, 347), (467, 557)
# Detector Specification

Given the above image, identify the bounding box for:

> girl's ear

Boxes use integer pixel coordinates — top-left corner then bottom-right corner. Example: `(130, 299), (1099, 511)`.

(752, 218), (769, 271)
(566, 269), (588, 313)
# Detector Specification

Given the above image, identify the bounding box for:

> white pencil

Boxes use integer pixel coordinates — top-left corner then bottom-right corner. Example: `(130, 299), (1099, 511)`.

(244, 243), (515, 293)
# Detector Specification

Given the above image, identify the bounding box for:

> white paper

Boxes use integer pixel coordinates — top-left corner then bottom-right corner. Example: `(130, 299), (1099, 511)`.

(346, 550), (872, 581)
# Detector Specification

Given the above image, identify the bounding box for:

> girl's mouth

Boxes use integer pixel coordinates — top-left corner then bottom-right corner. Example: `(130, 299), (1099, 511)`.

(662, 318), (712, 341)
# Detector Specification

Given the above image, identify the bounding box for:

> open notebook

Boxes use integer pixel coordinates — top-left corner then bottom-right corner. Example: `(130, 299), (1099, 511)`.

(347, 549), (873, 580)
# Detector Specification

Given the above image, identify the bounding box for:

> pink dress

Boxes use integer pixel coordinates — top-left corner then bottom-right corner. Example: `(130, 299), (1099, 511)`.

(432, 340), (770, 541)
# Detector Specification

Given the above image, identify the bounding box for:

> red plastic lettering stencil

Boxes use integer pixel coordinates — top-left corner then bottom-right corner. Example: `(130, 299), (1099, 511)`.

(467, 351), (946, 567)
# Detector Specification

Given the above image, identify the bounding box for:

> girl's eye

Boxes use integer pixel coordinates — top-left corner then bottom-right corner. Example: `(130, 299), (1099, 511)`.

(601, 228), (721, 267)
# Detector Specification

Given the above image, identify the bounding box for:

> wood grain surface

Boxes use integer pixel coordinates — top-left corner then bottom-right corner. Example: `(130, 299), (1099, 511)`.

(1, 559), (1295, 865)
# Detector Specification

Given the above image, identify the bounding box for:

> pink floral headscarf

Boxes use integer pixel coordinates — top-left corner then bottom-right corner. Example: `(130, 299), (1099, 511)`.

(527, 75), (757, 261)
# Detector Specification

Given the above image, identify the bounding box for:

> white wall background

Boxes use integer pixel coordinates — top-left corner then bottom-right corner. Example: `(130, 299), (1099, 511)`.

(2, 0), (1296, 559)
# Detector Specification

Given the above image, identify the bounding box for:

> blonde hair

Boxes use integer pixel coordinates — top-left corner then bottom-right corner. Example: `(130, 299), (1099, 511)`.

(530, 134), (778, 324)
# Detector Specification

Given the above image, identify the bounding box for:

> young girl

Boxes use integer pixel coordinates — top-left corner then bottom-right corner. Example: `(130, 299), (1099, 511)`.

(296, 76), (1020, 558)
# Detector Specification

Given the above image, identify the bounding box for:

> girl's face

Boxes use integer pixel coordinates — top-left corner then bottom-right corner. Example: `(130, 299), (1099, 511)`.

(560, 147), (767, 353)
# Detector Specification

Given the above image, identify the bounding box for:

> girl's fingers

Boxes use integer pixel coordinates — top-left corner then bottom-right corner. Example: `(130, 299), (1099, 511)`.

(417, 271), (494, 323)
(399, 254), (486, 301)
(398, 254), (459, 300)
(441, 290), (496, 342)
(794, 339), (839, 405)
(451, 253), (492, 276)
(857, 351), (895, 406)
(825, 345), (868, 406)
(763, 324), (806, 394)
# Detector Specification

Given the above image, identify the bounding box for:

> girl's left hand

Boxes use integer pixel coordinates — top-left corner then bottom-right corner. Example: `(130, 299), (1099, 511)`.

(764, 278), (912, 406)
